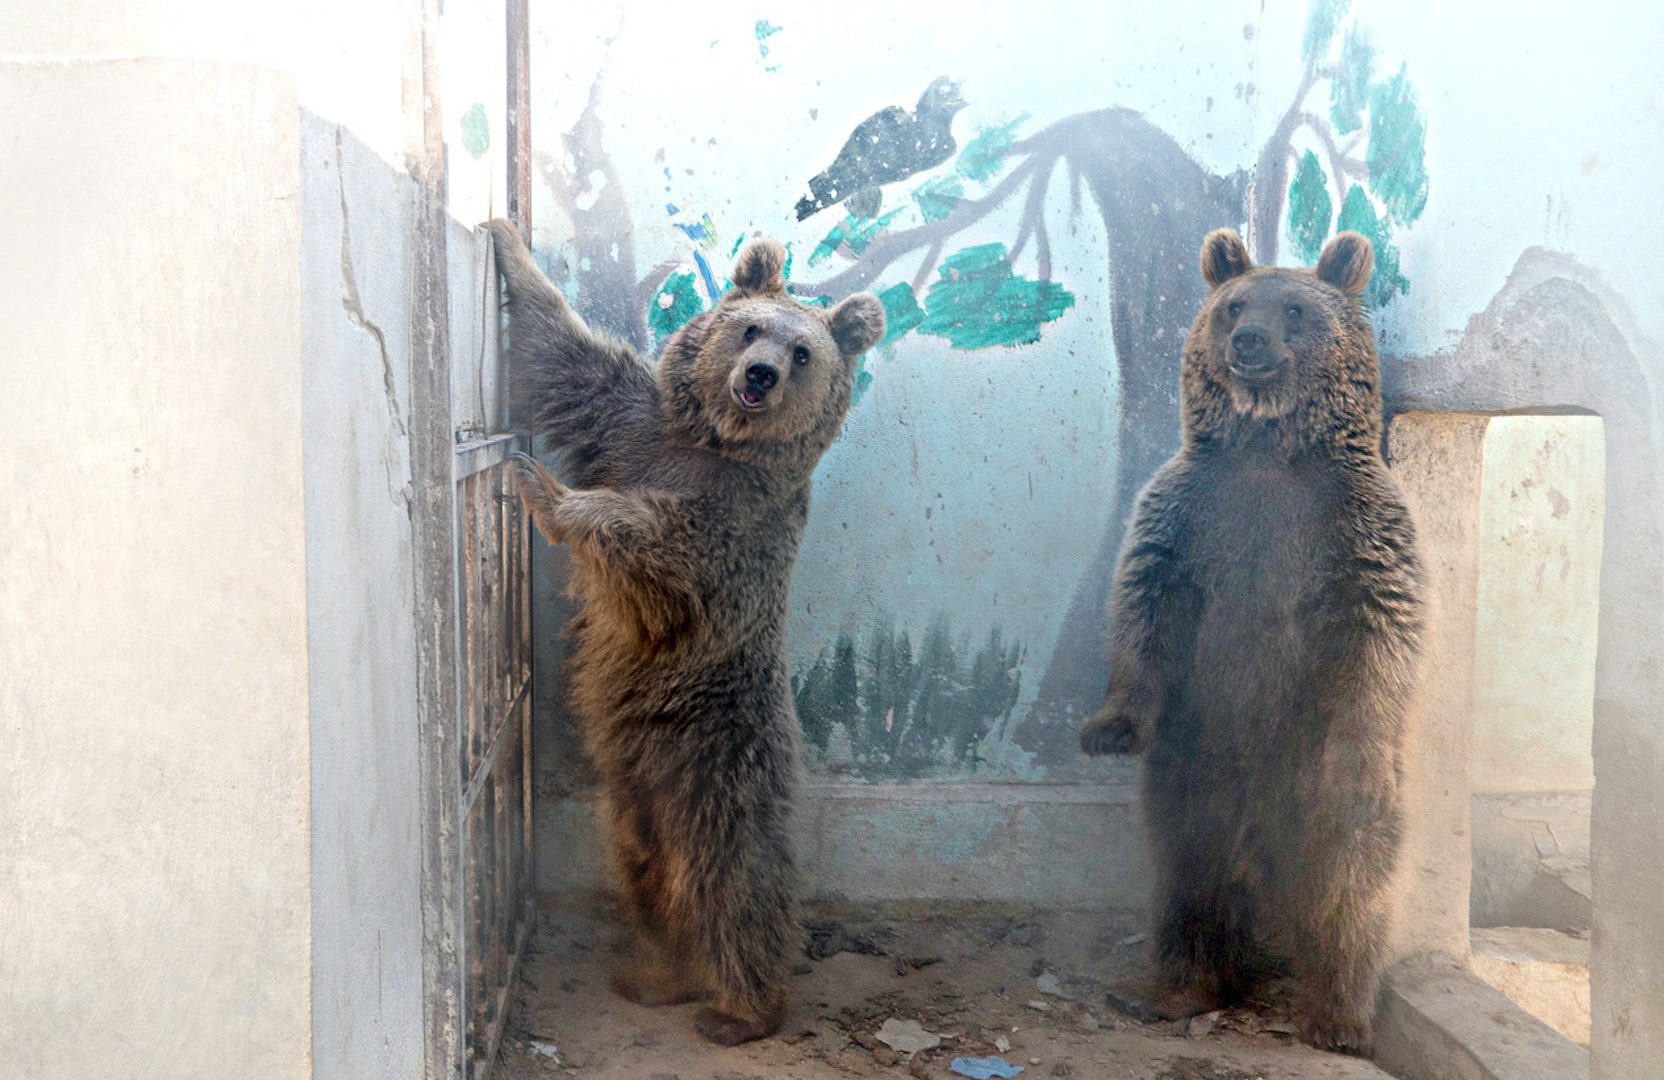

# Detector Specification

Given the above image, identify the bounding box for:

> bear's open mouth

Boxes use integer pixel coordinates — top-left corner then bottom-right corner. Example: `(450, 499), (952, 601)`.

(733, 387), (767, 411)
(1228, 358), (1284, 384)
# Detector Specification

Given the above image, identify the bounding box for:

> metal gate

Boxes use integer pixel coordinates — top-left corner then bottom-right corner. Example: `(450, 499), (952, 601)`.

(410, 208), (536, 1078)
(453, 432), (534, 1075)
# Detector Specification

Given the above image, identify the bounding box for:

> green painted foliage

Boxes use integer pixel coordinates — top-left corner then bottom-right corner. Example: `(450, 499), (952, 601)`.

(1302, 0), (1351, 62)
(648, 271), (703, 340)
(917, 243), (1075, 349)
(1329, 28), (1376, 135)
(1367, 65), (1430, 224)
(1336, 184), (1408, 308)
(912, 173), (965, 223)
(851, 354), (874, 406)
(808, 208), (904, 267)
(955, 115), (1028, 182)
(794, 619), (1024, 778)
(1286, 150), (1333, 265)
(875, 282), (925, 345)
(460, 103), (490, 159)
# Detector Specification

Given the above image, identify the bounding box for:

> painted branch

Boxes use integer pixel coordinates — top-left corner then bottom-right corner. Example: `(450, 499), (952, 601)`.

(791, 154), (1044, 300)
(1299, 112), (1370, 204)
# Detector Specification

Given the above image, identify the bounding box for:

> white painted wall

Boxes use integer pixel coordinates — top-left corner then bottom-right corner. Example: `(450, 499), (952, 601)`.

(0, 60), (312, 1080)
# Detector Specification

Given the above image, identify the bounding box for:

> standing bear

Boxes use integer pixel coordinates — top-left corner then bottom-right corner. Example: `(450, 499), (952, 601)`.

(1081, 228), (1425, 1054)
(485, 220), (884, 1045)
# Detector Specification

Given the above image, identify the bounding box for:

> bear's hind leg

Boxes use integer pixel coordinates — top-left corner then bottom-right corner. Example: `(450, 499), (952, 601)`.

(1114, 853), (1258, 1021)
(1287, 817), (1398, 1055)
(689, 858), (794, 1046)
(608, 793), (704, 1008)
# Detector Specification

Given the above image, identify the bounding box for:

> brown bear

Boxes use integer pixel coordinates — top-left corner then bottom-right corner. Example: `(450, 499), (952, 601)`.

(484, 220), (883, 1045)
(1081, 228), (1425, 1054)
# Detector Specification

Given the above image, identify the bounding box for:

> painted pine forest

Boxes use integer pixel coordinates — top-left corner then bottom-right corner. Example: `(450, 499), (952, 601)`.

(793, 619), (1025, 778)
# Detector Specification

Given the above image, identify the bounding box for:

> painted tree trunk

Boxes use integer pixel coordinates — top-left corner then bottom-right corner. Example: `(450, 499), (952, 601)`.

(1015, 111), (1245, 761)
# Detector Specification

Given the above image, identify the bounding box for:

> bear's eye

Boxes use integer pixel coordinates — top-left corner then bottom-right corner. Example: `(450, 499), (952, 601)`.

(1227, 300), (1243, 318)
(743, 324), (760, 343)
(793, 345), (811, 365)
(1285, 304), (1303, 324)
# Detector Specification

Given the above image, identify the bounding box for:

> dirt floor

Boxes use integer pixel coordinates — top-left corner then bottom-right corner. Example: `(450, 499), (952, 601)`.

(496, 903), (1392, 1080)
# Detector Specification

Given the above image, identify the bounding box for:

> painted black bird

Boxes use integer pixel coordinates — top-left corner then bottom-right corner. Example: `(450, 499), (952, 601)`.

(795, 76), (967, 221)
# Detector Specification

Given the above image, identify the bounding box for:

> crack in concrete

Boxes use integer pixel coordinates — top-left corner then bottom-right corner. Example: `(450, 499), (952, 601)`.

(335, 127), (413, 511)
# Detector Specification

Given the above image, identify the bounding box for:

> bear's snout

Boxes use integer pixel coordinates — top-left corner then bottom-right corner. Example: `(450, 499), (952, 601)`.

(1228, 326), (1284, 381)
(732, 359), (779, 411)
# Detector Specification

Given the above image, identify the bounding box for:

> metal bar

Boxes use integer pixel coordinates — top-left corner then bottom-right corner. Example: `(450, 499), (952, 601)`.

(505, 0), (532, 236)
(462, 681), (531, 815)
(454, 432), (528, 481)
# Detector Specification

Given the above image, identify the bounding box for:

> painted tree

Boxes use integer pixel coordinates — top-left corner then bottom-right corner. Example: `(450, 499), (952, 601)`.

(535, 0), (1428, 765)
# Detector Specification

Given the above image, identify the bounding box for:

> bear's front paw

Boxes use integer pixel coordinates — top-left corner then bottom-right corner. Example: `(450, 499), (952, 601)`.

(483, 217), (523, 255)
(1080, 708), (1149, 756)
(507, 450), (564, 501)
(506, 451), (568, 542)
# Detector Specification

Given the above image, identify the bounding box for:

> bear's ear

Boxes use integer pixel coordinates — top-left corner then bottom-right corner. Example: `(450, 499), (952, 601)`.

(827, 293), (886, 357)
(730, 237), (788, 297)
(1316, 231), (1373, 296)
(1200, 228), (1252, 288)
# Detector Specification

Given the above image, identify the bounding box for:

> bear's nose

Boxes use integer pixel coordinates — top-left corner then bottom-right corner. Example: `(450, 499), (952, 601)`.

(1231, 327), (1270, 357)
(746, 362), (779, 392)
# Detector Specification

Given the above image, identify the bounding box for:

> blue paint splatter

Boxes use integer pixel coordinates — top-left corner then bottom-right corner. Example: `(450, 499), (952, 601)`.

(666, 202), (679, 214)
(691, 250), (720, 303)
(755, 18), (783, 72)
(676, 222), (708, 241)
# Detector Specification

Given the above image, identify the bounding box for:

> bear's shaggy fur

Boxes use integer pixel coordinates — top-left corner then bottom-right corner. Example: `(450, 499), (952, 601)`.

(486, 220), (884, 1045)
(1082, 229), (1425, 1054)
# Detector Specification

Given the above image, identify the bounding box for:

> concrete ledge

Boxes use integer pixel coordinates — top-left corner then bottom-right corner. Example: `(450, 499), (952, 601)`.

(1470, 928), (1590, 1047)
(536, 776), (1150, 910)
(1375, 955), (1589, 1080)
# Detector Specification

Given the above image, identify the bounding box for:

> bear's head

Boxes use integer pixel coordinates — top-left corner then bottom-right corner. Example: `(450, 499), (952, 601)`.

(659, 238), (885, 473)
(1182, 228), (1382, 448)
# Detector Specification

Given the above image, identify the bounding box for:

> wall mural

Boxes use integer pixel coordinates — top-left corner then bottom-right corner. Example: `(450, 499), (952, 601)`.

(528, 1), (1454, 780)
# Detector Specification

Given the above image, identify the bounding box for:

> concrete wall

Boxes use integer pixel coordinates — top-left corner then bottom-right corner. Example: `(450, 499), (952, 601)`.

(1464, 415), (1604, 930)
(1472, 417), (1604, 796)
(301, 115), (426, 1080)
(4, 0), (514, 1073)
(0, 60), (312, 1079)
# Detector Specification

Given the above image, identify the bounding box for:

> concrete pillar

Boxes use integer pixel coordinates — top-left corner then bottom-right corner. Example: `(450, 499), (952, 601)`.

(1386, 412), (1488, 963)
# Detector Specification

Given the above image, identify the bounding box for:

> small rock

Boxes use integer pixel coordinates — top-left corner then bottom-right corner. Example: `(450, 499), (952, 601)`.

(1119, 932), (1148, 947)
(873, 1046), (900, 1067)
(1025, 1000), (1049, 1012)
(1034, 972), (1066, 998)
(526, 1039), (559, 1060)
(1187, 1010), (1221, 1037)
(910, 1057), (933, 1079)
(1028, 1058), (1041, 1066)
(994, 1034), (1011, 1053)
(1263, 1019), (1299, 1035)
(877, 1017), (943, 1054)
